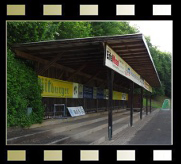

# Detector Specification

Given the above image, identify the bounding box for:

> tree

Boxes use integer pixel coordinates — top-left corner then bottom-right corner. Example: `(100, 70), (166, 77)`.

(54, 22), (92, 39)
(145, 36), (171, 98)
(90, 22), (139, 36)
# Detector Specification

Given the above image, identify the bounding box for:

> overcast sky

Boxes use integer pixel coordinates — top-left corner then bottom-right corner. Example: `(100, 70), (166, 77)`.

(128, 21), (172, 54)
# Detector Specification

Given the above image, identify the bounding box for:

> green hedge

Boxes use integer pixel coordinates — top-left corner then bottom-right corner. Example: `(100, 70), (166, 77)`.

(7, 48), (44, 127)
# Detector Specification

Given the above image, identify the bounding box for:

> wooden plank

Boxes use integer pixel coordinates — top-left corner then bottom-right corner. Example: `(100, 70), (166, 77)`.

(58, 70), (64, 79)
(14, 50), (105, 83)
(84, 70), (101, 85)
(37, 52), (64, 75)
(67, 64), (86, 81)
(113, 45), (145, 51)
(116, 48), (146, 52)
(117, 50), (147, 54)
(15, 50), (45, 63)
(27, 46), (101, 54)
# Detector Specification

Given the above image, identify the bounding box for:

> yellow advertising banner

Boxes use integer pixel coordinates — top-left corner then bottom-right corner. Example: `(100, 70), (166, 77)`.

(126, 94), (128, 100)
(113, 91), (128, 100)
(149, 85), (152, 92)
(38, 75), (74, 98)
(38, 75), (130, 99)
(113, 91), (122, 100)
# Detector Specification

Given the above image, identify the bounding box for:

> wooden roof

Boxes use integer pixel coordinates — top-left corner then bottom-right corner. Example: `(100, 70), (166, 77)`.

(12, 33), (161, 88)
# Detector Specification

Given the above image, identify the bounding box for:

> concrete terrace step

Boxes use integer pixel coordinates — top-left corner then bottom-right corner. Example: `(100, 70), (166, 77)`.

(49, 112), (140, 145)
(44, 112), (132, 145)
(8, 109), (127, 140)
(7, 109), (129, 144)
(100, 109), (160, 145)
(28, 108), (127, 129)
(60, 112), (143, 145)
(7, 109), (127, 140)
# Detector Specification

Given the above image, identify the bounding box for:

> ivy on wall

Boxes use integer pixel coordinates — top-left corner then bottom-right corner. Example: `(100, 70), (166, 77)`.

(7, 48), (44, 127)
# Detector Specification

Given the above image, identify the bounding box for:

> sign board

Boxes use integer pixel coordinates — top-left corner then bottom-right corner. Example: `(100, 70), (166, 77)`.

(105, 45), (125, 78)
(83, 86), (93, 99)
(122, 93), (127, 100)
(73, 83), (78, 98)
(144, 80), (149, 90)
(104, 89), (109, 99)
(113, 91), (122, 100)
(38, 75), (74, 98)
(67, 106), (85, 117)
(38, 75), (131, 100)
(113, 91), (128, 100)
(93, 87), (97, 99)
(97, 88), (104, 99)
(78, 84), (83, 98)
(105, 45), (152, 92)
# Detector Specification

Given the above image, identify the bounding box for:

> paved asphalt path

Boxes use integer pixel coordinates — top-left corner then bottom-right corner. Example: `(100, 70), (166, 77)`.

(128, 109), (171, 145)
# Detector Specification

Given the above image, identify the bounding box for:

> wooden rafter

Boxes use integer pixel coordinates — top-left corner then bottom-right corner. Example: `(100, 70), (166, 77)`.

(84, 70), (101, 85)
(14, 50), (104, 83)
(58, 70), (65, 79)
(67, 64), (86, 81)
(37, 52), (65, 75)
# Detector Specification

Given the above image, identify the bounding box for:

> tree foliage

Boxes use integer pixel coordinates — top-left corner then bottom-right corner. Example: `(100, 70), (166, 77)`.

(7, 22), (58, 127)
(90, 22), (139, 36)
(7, 48), (44, 127)
(145, 36), (171, 97)
(7, 21), (171, 127)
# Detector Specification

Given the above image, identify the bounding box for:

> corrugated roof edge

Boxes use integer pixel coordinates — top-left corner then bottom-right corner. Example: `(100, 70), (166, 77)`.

(12, 33), (143, 47)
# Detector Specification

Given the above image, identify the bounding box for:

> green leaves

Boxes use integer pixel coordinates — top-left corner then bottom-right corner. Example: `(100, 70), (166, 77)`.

(145, 37), (171, 98)
(7, 48), (44, 127)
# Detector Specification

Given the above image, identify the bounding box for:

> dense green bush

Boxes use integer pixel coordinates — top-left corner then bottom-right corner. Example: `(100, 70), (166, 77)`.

(7, 48), (44, 127)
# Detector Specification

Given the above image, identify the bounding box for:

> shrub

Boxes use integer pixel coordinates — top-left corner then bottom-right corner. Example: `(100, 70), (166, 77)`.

(7, 48), (44, 127)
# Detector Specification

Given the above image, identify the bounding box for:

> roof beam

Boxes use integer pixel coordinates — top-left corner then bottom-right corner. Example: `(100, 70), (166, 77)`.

(58, 56), (102, 62)
(121, 55), (148, 59)
(67, 64), (86, 81)
(117, 50), (147, 54)
(84, 70), (101, 85)
(14, 50), (105, 83)
(120, 52), (147, 56)
(116, 48), (146, 52)
(108, 41), (143, 47)
(58, 70), (64, 79)
(58, 59), (102, 65)
(110, 43), (143, 48)
(127, 62), (151, 65)
(26, 46), (102, 54)
(113, 46), (145, 51)
(37, 52), (64, 75)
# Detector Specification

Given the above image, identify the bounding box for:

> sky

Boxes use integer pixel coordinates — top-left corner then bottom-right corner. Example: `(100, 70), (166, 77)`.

(128, 21), (172, 54)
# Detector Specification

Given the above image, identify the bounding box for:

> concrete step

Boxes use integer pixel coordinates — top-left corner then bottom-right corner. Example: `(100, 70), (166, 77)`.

(8, 109), (127, 140)
(63, 113), (143, 145)
(28, 108), (127, 129)
(7, 109), (128, 144)
(49, 112), (140, 145)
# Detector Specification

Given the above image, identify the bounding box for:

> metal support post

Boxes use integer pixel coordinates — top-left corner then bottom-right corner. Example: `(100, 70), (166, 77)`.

(140, 87), (143, 119)
(96, 99), (98, 112)
(130, 81), (134, 126)
(150, 93), (152, 113)
(108, 69), (114, 140)
(146, 94), (148, 115)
